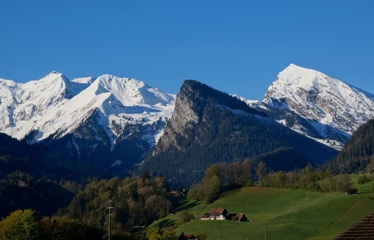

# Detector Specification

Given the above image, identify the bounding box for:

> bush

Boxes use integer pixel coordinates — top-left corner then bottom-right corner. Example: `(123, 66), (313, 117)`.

(176, 210), (195, 224)
(357, 174), (372, 185)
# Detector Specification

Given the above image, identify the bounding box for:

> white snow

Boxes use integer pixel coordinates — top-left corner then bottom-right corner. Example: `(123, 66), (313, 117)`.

(263, 63), (374, 147)
(0, 73), (176, 152)
(2, 64), (373, 154)
(110, 160), (122, 167)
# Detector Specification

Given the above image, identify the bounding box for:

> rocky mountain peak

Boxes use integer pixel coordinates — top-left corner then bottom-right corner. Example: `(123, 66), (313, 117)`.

(152, 80), (268, 156)
(263, 64), (374, 144)
(142, 79), (338, 186)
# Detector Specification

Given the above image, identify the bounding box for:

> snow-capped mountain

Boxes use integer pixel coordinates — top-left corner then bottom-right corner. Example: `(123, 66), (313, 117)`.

(1, 64), (373, 177)
(0, 72), (175, 173)
(261, 64), (374, 149)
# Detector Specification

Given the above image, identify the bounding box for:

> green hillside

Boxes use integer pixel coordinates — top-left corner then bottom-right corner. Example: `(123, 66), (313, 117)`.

(149, 176), (374, 240)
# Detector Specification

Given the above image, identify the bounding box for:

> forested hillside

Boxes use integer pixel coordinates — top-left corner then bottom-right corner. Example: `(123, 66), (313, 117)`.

(326, 119), (374, 173)
(62, 174), (172, 234)
(0, 133), (79, 218)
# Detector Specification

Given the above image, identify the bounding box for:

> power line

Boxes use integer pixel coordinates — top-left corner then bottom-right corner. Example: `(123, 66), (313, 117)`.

(107, 199), (114, 240)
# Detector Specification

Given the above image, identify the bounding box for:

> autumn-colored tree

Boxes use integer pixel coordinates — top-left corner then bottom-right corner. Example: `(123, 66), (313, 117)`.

(336, 174), (353, 192)
(0, 209), (41, 240)
(366, 155), (374, 173)
(40, 215), (102, 240)
(256, 161), (267, 185)
(146, 227), (176, 240)
(241, 158), (255, 185)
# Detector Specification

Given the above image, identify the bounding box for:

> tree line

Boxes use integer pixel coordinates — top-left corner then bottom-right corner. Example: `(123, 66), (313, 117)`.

(187, 159), (374, 203)
(0, 172), (174, 239)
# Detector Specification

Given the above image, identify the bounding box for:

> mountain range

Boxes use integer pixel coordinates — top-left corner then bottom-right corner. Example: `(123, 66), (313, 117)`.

(0, 72), (175, 176)
(0, 64), (373, 182)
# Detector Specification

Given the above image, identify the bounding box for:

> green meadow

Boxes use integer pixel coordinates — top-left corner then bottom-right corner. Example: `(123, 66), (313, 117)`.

(149, 176), (374, 240)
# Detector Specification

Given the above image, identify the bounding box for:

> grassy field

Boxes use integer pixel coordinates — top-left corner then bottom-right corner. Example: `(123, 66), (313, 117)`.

(148, 176), (374, 240)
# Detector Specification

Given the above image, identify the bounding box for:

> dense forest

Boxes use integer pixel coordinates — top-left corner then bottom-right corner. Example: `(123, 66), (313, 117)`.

(0, 174), (174, 240)
(0, 172), (74, 217)
(63, 174), (172, 232)
(326, 119), (374, 173)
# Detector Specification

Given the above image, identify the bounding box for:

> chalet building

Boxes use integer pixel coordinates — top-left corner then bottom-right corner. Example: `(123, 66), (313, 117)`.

(200, 208), (228, 220)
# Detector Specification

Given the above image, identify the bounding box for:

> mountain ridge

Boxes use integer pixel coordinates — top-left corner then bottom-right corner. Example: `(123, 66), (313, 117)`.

(0, 73), (175, 174)
(140, 80), (338, 186)
(1, 64), (373, 178)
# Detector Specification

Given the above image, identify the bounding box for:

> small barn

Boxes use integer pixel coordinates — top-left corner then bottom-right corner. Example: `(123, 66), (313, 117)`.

(200, 213), (210, 220)
(200, 208), (228, 220)
(209, 208), (228, 220)
(236, 213), (248, 222)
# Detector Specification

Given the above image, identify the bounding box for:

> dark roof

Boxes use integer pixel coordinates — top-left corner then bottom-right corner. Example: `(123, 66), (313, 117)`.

(209, 208), (227, 215)
(185, 234), (195, 239)
(336, 212), (374, 239)
(236, 213), (246, 220)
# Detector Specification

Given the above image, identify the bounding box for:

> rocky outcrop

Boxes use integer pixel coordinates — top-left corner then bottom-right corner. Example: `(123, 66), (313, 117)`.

(141, 80), (338, 186)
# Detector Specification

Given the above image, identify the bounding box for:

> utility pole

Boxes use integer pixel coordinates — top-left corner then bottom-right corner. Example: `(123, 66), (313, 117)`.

(264, 226), (267, 240)
(107, 199), (114, 240)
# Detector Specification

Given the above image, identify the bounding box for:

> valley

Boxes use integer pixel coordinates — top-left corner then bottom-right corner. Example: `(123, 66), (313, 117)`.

(149, 177), (374, 240)
(1, 64), (374, 239)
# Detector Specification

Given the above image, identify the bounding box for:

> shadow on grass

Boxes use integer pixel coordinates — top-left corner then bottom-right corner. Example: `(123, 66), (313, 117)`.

(154, 219), (177, 229)
(172, 199), (199, 212)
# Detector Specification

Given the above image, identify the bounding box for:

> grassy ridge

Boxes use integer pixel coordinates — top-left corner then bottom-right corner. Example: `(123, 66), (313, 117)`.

(149, 177), (374, 240)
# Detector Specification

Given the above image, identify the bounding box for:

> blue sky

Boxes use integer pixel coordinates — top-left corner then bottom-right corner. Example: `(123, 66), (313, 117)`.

(1, 1), (374, 100)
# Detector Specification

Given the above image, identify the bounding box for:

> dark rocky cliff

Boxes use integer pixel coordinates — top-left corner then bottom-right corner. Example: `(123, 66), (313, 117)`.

(139, 80), (338, 186)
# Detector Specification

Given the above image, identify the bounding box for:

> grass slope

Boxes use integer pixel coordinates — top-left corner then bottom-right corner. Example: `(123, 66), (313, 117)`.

(150, 177), (374, 240)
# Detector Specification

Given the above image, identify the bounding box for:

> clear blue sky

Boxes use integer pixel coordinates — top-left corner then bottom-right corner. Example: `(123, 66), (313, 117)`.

(1, 0), (374, 100)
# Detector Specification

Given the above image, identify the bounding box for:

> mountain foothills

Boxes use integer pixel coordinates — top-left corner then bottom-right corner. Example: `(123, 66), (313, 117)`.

(0, 64), (373, 184)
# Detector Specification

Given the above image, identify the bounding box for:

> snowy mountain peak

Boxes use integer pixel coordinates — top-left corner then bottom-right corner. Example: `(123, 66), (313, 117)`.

(0, 72), (175, 153)
(267, 64), (336, 96)
(89, 75), (174, 107)
(287, 63), (306, 69)
(263, 64), (374, 146)
(49, 70), (62, 75)
(22, 71), (76, 102)
(71, 76), (95, 84)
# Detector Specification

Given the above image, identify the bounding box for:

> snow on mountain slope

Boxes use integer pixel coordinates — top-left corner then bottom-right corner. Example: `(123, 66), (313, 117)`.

(0, 78), (21, 135)
(0, 73), (175, 151)
(263, 64), (374, 147)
